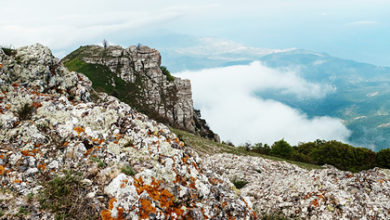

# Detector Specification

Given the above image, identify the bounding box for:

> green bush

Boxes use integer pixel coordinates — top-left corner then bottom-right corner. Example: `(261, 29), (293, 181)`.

(297, 140), (377, 172)
(160, 66), (175, 82)
(377, 148), (390, 168)
(270, 139), (293, 158)
(231, 177), (249, 189)
(251, 143), (271, 155)
(1, 47), (17, 56)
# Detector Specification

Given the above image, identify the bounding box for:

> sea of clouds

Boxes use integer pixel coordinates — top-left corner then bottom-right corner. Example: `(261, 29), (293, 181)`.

(176, 61), (351, 146)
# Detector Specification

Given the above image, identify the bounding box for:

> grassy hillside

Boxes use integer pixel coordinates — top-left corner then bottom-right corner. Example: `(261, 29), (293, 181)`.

(170, 127), (323, 170)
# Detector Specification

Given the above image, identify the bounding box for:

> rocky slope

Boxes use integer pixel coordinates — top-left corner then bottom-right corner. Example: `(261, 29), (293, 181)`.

(62, 45), (219, 142)
(204, 154), (390, 219)
(0, 44), (255, 219)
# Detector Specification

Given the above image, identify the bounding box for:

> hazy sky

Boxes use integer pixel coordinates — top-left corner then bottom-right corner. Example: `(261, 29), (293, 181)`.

(1, 0), (390, 65)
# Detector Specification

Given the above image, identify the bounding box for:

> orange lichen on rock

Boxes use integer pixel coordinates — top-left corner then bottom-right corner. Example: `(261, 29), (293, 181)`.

(182, 154), (189, 164)
(73, 126), (85, 136)
(84, 147), (95, 156)
(101, 198), (124, 220)
(31, 101), (42, 109)
(32, 148), (40, 154)
(108, 198), (117, 210)
(37, 163), (47, 170)
(312, 199), (319, 207)
(100, 210), (113, 220)
(20, 150), (34, 157)
(134, 176), (185, 218)
(0, 165), (5, 175)
(13, 179), (22, 184)
(139, 198), (156, 219)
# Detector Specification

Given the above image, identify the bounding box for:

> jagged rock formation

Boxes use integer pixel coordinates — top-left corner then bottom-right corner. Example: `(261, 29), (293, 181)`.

(0, 44), (254, 219)
(204, 153), (390, 219)
(62, 45), (220, 142)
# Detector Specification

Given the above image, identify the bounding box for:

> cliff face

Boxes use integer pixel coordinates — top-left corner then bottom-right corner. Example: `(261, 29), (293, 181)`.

(62, 45), (219, 142)
(0, 44), (254, 219)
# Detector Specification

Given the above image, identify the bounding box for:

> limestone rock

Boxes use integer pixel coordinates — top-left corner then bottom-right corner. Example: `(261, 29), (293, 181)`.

(62, 45), (219, 142)
(203, 153), (390, 219)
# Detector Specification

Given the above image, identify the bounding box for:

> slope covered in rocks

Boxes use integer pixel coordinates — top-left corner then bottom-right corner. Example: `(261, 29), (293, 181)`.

(204, 154), (390, 219)
(0, 44), (256, 219)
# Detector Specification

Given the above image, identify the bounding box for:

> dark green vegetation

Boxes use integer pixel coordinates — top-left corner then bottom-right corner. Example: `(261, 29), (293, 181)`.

(16, 103), (34, 120)
(251, 139), (389, 172)
(377, 148), (390, 168)
(231, 177), (249, 189)
(160, 66), (175, 82)
(1, 47), (17, 56)
(38, 170), (98, 220)
(174, 123), (389, 172)
(121, 165), (136, 176)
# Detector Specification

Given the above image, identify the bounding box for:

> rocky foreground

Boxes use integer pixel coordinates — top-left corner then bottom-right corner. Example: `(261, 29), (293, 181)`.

(204, 154), (390, 219)
(0, 44), (255, 219)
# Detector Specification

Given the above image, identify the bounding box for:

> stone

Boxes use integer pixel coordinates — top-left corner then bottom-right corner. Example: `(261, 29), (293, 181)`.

(61, 45), (219, 142)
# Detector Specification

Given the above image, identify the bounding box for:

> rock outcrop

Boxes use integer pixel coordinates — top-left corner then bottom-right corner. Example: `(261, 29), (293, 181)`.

(204, 153), (390, 219)
(62, 45), (219, 142)
(0, 44), (254, 219)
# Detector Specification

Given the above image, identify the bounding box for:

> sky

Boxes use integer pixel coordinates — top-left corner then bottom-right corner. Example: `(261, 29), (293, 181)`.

(1, 0), (390, 66)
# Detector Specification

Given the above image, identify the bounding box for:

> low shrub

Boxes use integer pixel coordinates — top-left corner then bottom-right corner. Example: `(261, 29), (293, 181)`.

(377, 148), (390, 169)
(1, 47), (17, 56)
(16, 103), (35, 121)
(160, 66), (175, 82)
(121, 165), (136, 176)
(231, 177), (249, 189)
(270, 139), (293, 159)
(38, 170), (98, 220)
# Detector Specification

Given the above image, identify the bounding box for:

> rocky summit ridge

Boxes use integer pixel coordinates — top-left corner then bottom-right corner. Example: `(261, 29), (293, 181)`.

(0, 44), (255, 219)
(62, 45), (219, 142)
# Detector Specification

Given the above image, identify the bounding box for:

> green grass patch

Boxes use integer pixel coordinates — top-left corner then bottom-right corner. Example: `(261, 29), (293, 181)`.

(38, 170), (98, 220)
(231, 177), (249, 189)
(90, 157), (105, 168)
(121, 165), (136, 176)
(170, 127), (322, 170)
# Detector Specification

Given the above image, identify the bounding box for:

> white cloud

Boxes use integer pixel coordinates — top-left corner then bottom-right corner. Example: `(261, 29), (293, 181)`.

(176, 62), (350, 145)
(0, 0), (216, 54)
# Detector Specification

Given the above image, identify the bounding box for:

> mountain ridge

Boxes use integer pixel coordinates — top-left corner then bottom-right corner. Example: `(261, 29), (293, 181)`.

(61, 44), (220, 142)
